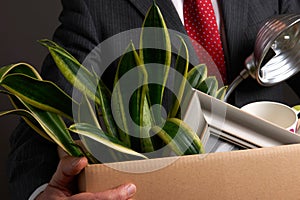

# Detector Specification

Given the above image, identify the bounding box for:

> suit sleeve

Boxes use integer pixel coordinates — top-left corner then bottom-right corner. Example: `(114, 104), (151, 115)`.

(7, 120), (58, 200)
(7, 1), (100, 199)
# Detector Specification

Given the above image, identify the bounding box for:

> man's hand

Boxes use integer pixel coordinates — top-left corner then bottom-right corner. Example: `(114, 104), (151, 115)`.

(36, 156), (136, 200)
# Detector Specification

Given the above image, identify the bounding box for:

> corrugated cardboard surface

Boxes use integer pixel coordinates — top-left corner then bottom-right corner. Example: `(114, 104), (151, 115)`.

(78, 143), (300, 199)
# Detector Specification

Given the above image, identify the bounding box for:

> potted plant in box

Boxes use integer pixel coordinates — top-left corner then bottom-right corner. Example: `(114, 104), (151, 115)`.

(0, 2), (227, 164)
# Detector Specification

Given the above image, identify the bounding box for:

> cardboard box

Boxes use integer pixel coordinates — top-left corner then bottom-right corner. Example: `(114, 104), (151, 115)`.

(78, 91), (300, 199)
(79, 143), (300, 199)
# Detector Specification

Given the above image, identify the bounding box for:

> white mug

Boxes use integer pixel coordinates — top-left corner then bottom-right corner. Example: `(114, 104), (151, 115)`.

(241, 101), (299, 133)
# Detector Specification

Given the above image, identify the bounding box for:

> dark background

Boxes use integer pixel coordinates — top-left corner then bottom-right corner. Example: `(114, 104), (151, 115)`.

(0, 1), (62, 199)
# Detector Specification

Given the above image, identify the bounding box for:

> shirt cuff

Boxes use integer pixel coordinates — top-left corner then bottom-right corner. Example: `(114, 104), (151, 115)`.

(28, 183), (48, 200)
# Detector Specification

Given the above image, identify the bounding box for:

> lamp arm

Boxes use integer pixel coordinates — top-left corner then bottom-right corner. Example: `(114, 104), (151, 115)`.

(224, 69), (249, 102)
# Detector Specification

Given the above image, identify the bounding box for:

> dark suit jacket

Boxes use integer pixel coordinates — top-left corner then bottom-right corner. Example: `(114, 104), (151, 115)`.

(7, 0), (300, 199)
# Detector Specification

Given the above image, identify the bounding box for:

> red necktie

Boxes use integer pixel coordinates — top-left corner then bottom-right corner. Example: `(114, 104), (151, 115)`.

(184, 0), (227, 83)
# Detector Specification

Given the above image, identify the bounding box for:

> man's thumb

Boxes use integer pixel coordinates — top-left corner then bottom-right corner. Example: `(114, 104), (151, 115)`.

(50, 156), (88, 189)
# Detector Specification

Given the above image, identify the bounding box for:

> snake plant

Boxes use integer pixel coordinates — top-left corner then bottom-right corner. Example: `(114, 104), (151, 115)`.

(0, 3), (226, 163)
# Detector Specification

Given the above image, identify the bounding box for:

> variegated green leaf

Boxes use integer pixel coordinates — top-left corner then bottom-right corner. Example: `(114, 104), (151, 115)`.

(0, 109), (52, 142)
(140, 2), (171, 125)
(293, 105), (300, 111)
(96, 79), (119, 137)
(0, 63), (42, 80)
(187, 64), (207, 88)
(0, 90), (82, 157)
(140, 96), (154, 152)
(197, 76), (218, 97)
(3, 89), (83, 157)
(0, 73), (76, 119)
(39, 39), (101, 105)
(113, 42), (140, 147)
(151, 118), (204, 155)
(111, 81), (131, 148)
(0, 90), (53, 141)
(77, 94), (101, 129)
(168, 36), (189, 118)
(215, 85), (228, 100)
(69, 123), (148, 160)
(116, 43), (154, 152)
(113, 42), (154, 151)
(26, 105), (82, 157)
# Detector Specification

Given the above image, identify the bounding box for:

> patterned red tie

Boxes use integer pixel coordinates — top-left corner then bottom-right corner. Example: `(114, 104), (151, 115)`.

(184, 0), (227, 83)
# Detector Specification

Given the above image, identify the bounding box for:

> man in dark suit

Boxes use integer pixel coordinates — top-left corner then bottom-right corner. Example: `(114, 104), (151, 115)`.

(7, 0), (300, 199)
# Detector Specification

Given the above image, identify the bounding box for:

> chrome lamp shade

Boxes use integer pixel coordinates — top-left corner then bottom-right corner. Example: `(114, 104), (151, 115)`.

(224, 14), (300, 102)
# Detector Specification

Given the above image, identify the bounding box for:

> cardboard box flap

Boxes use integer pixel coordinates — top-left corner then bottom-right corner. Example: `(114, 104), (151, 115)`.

(79, 143), (300, 199)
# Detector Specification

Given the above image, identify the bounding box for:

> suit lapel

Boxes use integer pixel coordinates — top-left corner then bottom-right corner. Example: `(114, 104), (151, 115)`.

(156, 0), (186, 33)
(127, 0), (152, 16)
(127, 0), (186, 33)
